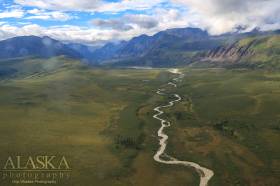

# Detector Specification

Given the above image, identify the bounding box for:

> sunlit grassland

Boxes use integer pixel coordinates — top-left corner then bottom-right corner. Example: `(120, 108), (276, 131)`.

(0, 58), (197, 186)
(163, 68), (280, 186)
(0, 58), (279, 186)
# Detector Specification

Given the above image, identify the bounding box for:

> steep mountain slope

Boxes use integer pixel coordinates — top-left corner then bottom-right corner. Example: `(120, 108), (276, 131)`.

(118, 27), (210, 56)
(66, 43), (99, 62)
(202, 34), (280, 68)
(0, 56), (83, 79)
(0, 36), (82, 59)
(91, 41), (127, 61)
(92, 27), (280, 67)
(92, 27), (224, 66)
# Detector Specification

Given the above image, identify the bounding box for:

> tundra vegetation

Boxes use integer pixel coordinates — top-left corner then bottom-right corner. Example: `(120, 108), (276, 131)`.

(0, 57), (279, 185)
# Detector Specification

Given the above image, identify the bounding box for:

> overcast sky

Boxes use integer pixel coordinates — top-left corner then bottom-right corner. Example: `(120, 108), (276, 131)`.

(0, 0), (279, 45)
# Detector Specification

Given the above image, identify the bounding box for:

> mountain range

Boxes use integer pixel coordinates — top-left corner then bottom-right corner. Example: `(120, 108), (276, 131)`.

(0, 27), (279, 68)
(201, 34), (280, 69)
(0, 36), (81, 59)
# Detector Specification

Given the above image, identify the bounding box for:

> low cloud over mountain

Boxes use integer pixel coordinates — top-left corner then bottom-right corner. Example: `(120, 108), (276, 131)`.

(173, 0), (280, 34)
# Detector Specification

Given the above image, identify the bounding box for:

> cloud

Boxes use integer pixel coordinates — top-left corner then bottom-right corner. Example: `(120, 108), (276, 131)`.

(27, 9), (41, 14)
(0, 9), (25, 19)
(1, 0), (279, 44)
(15, 0), (166, 13)
(0, 8), (188, 44)
(0, 23), (124, 45)
(15, 0), (100, 11)
(92, 14), (159, 30)
(96, 0), (166, 13)
(92, 19), (133, 31)
(26, 9), (74, 21)
(172, 0), (280, 34)
(124, 14), (159, 29)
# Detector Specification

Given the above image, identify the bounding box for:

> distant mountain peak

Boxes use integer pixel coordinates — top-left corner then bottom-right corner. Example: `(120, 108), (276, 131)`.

(0, 35), (81, 60)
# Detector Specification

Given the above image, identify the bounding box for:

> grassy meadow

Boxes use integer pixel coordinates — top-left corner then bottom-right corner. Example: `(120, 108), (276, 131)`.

(165, 68), (280, 186)
(0, 58), (279, 186)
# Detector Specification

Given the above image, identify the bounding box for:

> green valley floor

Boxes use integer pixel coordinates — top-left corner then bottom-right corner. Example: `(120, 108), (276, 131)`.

(0, 58), (279, 186)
